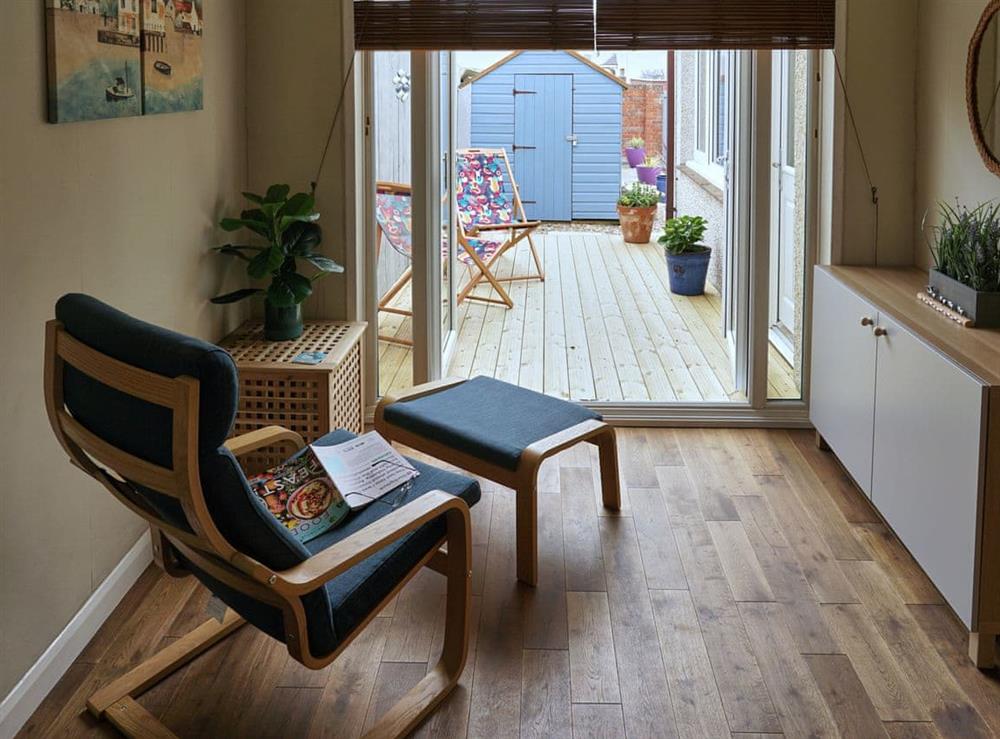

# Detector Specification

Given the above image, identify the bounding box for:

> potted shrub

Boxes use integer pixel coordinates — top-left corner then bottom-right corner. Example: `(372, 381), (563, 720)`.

(659, 215), (711, 296)
(927, 200), (1000, 326)
(617, 182), (660, 244)
(636, 155), (661, 186)
(210, 184), (344, 340)
(625, 136), (646, 168)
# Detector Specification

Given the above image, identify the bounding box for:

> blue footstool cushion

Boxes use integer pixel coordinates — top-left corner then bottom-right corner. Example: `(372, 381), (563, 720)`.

(383, 375), (601, 471)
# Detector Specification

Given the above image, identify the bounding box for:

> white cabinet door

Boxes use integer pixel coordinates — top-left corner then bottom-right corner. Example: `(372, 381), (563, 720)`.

(872, 313), (985, 627)
(810, 268), (879, 496)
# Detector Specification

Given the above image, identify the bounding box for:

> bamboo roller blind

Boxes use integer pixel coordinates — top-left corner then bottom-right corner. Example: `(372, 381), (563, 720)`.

(354, 0), (835, 51)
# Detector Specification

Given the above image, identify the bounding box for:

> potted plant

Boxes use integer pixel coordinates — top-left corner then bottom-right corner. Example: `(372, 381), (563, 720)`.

(659, 215), (711, 296)
(927, 200), (1000, 326)
(636, 155), (661, 186)
(210, 184), (344, 340)
(617, 182), (660, 244)
(625, 136), (646, 168)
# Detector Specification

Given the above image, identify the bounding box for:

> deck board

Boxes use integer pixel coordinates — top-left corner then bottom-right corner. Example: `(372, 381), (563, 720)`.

(379, 231), (799, 401)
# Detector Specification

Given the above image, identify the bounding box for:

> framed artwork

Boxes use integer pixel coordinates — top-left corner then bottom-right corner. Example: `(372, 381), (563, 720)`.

(46, 0), (203, 124)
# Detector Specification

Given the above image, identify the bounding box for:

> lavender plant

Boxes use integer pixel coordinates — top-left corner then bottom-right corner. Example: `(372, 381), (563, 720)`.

(929, 200), (1000, 292)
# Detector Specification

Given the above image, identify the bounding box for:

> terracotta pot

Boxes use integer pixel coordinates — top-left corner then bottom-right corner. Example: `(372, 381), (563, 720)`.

(617, 204), (657, 244)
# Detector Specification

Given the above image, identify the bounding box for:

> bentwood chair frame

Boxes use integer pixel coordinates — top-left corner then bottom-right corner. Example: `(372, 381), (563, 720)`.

(43, 320), (472, 739)
(455, 148), (544, 309)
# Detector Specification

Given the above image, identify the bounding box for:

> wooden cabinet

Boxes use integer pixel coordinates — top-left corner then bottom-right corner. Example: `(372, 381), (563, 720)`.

(811, 266), (1000, 665)
(219, 321), (367, 473)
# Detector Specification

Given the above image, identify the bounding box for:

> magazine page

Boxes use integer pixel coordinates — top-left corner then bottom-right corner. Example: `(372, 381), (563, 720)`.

(248, 451), (350, 543)
(310, 432), (419, 509)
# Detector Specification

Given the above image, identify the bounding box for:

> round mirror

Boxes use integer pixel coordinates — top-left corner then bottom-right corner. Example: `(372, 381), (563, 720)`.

(969, 0), (1000, 177)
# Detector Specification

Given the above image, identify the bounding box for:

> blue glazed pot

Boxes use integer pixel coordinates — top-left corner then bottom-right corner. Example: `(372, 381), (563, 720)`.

(666, 247), (712, 296)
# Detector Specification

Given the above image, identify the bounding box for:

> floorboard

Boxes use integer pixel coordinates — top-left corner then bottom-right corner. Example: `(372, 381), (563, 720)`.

(22, 429), (1000, 739)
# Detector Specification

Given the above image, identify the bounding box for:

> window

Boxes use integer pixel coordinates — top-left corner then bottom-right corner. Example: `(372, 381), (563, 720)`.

(691, 50), (729, 187)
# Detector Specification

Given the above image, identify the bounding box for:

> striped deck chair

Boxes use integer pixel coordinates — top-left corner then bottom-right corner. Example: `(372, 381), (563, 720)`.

(375, 181), (416, 346)
(456, 148), (544, 308)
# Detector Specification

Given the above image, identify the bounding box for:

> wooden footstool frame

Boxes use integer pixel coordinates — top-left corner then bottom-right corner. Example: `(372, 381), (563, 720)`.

(375, 378), (622, 586)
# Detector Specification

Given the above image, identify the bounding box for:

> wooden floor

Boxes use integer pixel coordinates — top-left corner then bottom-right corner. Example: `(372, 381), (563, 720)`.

(378, 231), (799, 401)
(21, 429), (1000, 738)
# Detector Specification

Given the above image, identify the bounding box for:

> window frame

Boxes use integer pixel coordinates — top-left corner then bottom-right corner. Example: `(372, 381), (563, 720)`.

(690, 50), (728, 188)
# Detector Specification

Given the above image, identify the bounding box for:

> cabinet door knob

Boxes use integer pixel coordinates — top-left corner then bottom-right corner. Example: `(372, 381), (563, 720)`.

(860, 316), (874, 327)
(873, 326), (888, 337)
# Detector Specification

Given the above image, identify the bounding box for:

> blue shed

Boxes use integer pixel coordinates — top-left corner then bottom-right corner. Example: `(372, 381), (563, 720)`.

(463, 50), (627, 221)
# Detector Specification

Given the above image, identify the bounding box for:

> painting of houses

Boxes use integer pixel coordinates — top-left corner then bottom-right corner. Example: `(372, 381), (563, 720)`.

(46, 0), (142, 123)
(141, 0), (204, 114)
(46, 0), (203, 123)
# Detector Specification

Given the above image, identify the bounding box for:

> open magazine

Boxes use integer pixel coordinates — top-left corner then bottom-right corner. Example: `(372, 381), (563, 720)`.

(248, 432), (419, 543)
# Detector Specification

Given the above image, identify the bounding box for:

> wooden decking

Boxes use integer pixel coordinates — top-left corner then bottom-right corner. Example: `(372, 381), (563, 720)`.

(378, 231), (798, 401)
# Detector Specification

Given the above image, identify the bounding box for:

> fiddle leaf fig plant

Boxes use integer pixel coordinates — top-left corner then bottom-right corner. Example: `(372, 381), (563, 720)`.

(210, 184), (344, 308)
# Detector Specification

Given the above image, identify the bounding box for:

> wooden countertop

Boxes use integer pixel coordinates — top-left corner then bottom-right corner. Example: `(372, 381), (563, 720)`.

(823, 265), (1000, 387)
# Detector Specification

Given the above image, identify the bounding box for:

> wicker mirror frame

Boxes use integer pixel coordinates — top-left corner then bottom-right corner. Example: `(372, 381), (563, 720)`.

(968, 0), (1000, 177)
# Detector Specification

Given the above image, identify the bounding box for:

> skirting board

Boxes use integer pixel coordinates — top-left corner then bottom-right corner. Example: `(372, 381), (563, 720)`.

(0, 530), (153, 739)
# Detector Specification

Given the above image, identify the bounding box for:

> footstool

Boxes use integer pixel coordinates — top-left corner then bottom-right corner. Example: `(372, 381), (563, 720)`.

(375, 376), (621, 586)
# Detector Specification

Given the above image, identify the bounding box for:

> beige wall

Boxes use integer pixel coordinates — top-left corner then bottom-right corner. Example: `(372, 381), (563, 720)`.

(914, 0), (1000, 269)
(0, 0), (248, 700)
(245, 0), (354, 321)
(837, 0), (919, 266)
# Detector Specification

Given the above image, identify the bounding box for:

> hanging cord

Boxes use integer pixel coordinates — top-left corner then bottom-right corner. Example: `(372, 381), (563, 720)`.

(311, 4), (371, 195)
(819, 0), (880, 265)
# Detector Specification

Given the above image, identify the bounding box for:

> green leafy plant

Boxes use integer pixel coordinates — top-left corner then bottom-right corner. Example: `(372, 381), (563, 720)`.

(928, 200), (1000, 292)
(627, 136), (645, 149)
(659, 215), (709, 255)
(617, 182), (660, 208)
(210, 185), (344, 308)
(640, 155), (661, 168)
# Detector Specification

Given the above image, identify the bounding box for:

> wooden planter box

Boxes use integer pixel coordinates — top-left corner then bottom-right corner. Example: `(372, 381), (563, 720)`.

(220, 320), (367, 473)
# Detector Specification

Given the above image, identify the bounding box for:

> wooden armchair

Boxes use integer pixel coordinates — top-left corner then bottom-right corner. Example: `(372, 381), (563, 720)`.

(44, 294), (476, 738)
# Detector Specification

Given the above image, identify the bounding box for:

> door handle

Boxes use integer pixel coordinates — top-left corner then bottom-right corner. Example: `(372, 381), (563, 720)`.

(873, 326), (888, 337)
(566, 134), (578, 146)
(860, 316), (874, 327)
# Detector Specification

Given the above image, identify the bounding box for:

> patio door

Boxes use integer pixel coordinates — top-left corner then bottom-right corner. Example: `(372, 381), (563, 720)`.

(722, 51), (751, 396)
(769, 50), (797, 361)
(513, 74), (573, 221)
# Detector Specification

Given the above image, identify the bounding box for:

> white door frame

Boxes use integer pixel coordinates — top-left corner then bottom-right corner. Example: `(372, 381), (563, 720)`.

(440, 51), (460, 372)
(768, 49), (798, 364)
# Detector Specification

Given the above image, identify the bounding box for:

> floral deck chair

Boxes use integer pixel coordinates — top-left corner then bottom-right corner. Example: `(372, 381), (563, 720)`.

(455, 148), (544, 308)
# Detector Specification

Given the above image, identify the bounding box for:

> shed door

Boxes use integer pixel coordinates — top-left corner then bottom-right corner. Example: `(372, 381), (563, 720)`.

(513, 74), (573, 221)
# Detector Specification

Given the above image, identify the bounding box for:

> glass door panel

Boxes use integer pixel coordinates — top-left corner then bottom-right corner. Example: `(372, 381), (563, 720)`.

(373, 51), (413, 397)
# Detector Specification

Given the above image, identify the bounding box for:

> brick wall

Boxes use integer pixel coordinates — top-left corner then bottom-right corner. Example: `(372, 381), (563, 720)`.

(622, 80), (668, 158)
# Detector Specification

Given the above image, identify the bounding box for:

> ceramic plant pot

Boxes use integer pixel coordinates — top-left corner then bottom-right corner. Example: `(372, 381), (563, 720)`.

(264, 300), (304, 341)
(666, 247), (712, 296)
(928, 269), (1000, 327)
(617, 204), (657, 244)
(625, 147), (646, 167)
(636, 165), (660, 186)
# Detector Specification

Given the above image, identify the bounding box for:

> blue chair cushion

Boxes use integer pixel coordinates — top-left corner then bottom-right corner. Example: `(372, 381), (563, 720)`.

(382, 375), (601, 471)
(181, 430), (480, 658)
